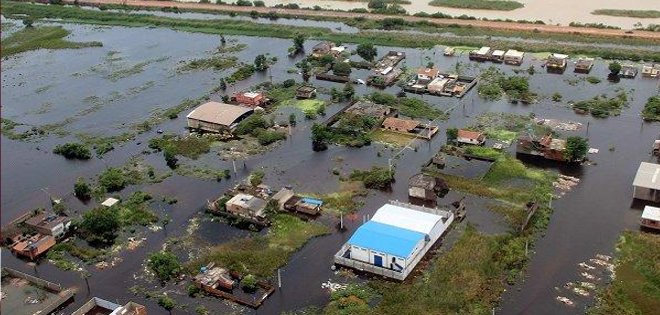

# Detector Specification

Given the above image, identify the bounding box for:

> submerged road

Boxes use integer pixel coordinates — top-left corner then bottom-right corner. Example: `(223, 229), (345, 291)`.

(60, 0), (660, 40)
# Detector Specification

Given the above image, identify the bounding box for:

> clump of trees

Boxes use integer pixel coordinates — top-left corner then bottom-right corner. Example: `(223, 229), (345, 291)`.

(241, 274), (258, 293)
(53, 143), (92, 160)
(565, 136), (589, 162)
(74, 177), (92, 200)
(98, 167), (127, 192)
(157, 296), (176, 311)
(642, 96), (660, 121)
(148, 250), (182, 282)
(349, 166), (394, 190)
(249, 170), (265, 186)
(289, 33), (306, 55)
(356, 43), (378, 61)
(332, 62), (352, 76)
(446, 127), (458, 143)
(254, 54), (269, 71)
(78, 206), (121, 246)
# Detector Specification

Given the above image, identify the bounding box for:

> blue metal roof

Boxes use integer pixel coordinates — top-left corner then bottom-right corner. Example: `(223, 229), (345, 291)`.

(300, 197), (323, 206)
(347, 221), (425, 258)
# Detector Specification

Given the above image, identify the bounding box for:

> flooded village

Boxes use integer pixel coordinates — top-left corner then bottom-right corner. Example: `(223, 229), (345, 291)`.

(1, 1), (660, 315)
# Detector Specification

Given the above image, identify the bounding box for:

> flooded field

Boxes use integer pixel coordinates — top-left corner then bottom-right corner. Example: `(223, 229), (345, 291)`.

(2, 18), (660, 315)
(172, 0), (660, 28)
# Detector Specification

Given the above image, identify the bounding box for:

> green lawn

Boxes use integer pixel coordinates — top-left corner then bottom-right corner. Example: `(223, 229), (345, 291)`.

(429, 0), (524, 11)
(592, 9), (660, 19)
(1, 25), (101, 57)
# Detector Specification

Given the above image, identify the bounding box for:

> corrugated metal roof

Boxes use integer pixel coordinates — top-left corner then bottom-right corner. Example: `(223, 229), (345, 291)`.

(371, 203), (442, 235)
(642, 206), (660, 221)
(300, 197), (323, 206)
(633, 162), (660, 190)
(186, 102), (253, 126)
(347, 221), (424, 258)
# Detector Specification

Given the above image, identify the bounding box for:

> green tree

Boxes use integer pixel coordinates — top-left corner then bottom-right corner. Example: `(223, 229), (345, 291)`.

(289, 113), (297, 126)
(148, 251), (182, 282)
(79, 207), (121, 246)
(565, 136), (589, 162)
(74, 177), (91, 200)
(241, 274), (258, 292)
(249, 170), (265, 186)
(446, 127), (458, 143)
(98, 167), (126, 192)
(343, 82), (355, 100)
(356, 43), (378, 61)
(332, 62), (352, 76)
(254, 54), (268, 71)
(311, 123), (330, 151)
(292, 33), (306, 53)
(608, 61), (622, 76)
(164, 148), (178, 169)
(367, 0), (386, 9)
(157, 296), (176, 311)
(53, 143), (92, 160)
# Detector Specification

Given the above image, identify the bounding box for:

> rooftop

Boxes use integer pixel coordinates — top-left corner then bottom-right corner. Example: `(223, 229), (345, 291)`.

(371, 203), (445, 235)
(408, 173), (438, 190)
(642, 206), (660, 221)
(457, 129), (484, 140)
(382, 117), (420, 132)
(186, 102), (253, 127)
(347, 220), (425, 258)
(25, 212), (70, 230)
(633, 162), (660, 190)
(346, 101), (391, 118)
(417, 67), (439, 77)
(101, 197), (119, 207)
(227, 193), (267, 212)
(476, 46), (491, 55)
(504, 49), (524, 58)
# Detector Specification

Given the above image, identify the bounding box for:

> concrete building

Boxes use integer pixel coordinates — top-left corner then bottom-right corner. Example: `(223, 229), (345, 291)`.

(546, 53), (569, 72)
(225, 193), (268, 220)
(574, 57), (595, 73)
(408, 173), (447, 202)
(491, 50), (505, 63)
(416, 67), (439, 82)
(72, 297), (146, 315)
(186, 102), (254, 133)
(641, 64), (660, 78)
(641, 206), (660, 230)
(633, 162), (660, 202)
(503, 49), (524, 65)
(10, 234), (56, 260)
(24, 212), (71, 238)
(457, 129), (485, 145)
(234, 91), (266, 107)
(311, 41), (335, 58)
(334, 202), (454, 280)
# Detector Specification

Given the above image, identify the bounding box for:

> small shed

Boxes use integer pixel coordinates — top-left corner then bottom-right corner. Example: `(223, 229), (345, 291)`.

(641, 206), (660, 230)
(620, 65), (638, 78)
(416, 67), (439, 81)
(408, 173), (447, 201)
(102, 197), (120, 207)
(311, 41), (335, 57)
(546, 53), (568, 72)
(491, 50), (505, 63)
(272, 188), (295, 210)
(187, 102), (254, 133)
(633, 162), (660, 202)
(457, 129), (486, 145)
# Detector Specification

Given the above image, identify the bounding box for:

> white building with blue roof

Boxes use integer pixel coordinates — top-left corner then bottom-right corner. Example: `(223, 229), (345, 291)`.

(334, 201), (454, 280)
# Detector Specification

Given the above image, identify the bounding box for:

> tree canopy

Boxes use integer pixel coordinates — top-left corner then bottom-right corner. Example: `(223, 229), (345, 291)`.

(565, 136), (589, 162)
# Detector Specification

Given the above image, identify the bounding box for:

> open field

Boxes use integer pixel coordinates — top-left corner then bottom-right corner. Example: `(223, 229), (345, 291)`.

(1, 25), (101, 57)
(592, 9), (660, 19)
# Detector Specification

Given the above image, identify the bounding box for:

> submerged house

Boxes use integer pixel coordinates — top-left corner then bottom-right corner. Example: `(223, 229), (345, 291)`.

(503, 49), (524, 65)
(574, 57), (595, 74)
(72, 298), (146, 315)
(24, 212), (71, 238)
(334, 202), (454, 280)
(344, 101), (394, 121)
(641, 64), (660, 78)
(234, 91), (267, 107)
(187, 102), (254, 133)
(516, 135), (567, 161)
(545, 53), (569, 73)
(408, 173), (448, 202)
(491, 50), (505, 63)
(295, 85), (317, 99)
(9, 233), (56, 260)
(457, 129), (485, 145)
(641, 206), (660, 230)
(620, 64), (638, 78)
(311, 41), (336, 58)
(633, 162), (660, 202)
(225, 193), (268, 222)
(469, 46), (491, 61)
(416, 67), (440, 82)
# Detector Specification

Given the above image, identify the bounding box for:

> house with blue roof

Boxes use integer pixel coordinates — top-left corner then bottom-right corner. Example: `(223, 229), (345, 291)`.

(334, 201), (455, 280)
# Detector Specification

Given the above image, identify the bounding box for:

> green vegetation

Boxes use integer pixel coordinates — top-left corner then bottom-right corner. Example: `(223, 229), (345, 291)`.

(79, 206), (121, 246)
(429, 0), (524, 11)
(573, 91), (629, 118)
(356, 43), (378, 61)
(226, 64), (256, 83)
(53, 143), (92, 160)
(157, 296), (176, 311)
(333, 61), (352, 76)
(324, 284), (377, 314)
(98, 167), (127, 192)
(74, 177), (92, 200)
(249, 170), (265, 186)
(174, 165), (231, 181)
(592, 9), (660, 19)
(179, 55), (237, 72)
(464, 146), (505, 160)
(586, 76), (602, 84)
(642, 96), (660, 121)
(470, 112), (550, 138)
(478, 67), (534, 103)
(148, 134), (213, 159)
(349, 167), (394, 190)
(117, 191), (159, 226)
(241, 274), (258, 292)
(565, 136), (589, 162)
(588, 231), (660, 315)
(47, 242), (105, 270)
(3, 1), (659, 62)
(188, 214), (329, 277)
(369, 92), (444, 119)
(148, 250), (182, 282)
(0, 25), (101, 57)
(485, 128), (517, 144)
(609, 61), (622, 76)
(552, 93), (562, 102)
(312, 116), (376, 149)
(232, 113), (287, 145)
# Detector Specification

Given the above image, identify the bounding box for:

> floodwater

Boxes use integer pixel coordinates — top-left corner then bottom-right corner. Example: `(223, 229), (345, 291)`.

(170, 0), (660, 29)
(2, 18), (660, 315)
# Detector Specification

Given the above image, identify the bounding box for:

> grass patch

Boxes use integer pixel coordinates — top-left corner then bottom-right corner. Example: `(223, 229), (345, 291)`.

(470, 112), (551, 138)
(372, 129), (416, 146)
(485, 128), (517, 144)
(0, 25), (101, 57)
(178, 55), (237, 72)
(429, 0), (524, 11)
(349, 166), (394, 190)
(174, 164), (231, 181)
(187, 214), (330, 277)
(148, 134), (213, 159)
(369, 91), (445, 120)
(592, 9), (660, 19)
(117, 191), (159, 226)
(586, 76), (602, 84)
(641, 96), (660, 121)
(588, 231), (660, 315)
(284, 99), (326, 115)
(313, 181), (367, 215)
(464, 146), (505, 160)
(226, 64), (255, 84)
(106, 56), (167, 82)
(573, 91), (629, 118)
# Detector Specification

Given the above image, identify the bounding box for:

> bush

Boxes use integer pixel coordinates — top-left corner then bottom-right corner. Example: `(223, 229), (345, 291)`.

(241, 274), (258, 292)
(642, 96), (660, 121)
(446, 127), (458, 142)
(164, 148), (178, 169)
(282, 78), (296, 88)
(74, 177), (91, 200)
(187, 283), (201, 297)
(233, 113), (270, 136)
(349, 167), (394, 190)
(255, 129), (286, 145)
(356, 43), (377, 61)
(148, 251), (182, 282)
(253, 0), (265, 6)
(249, 170), (265, 186)
(53, 143), (92, 159)
(79, 207), (120, 246)
(333, 62), (352, 76)
(565, 136), (588, 162)
(609, 61), (622, 75)
(158, 296), (176, 311)
(235, 0), (252, 6)
(98, 167), (126, 192)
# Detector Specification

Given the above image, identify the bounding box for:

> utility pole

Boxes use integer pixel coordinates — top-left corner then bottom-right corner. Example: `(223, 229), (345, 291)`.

(340, 212), (343, 230)
(277, 268), (282, 289)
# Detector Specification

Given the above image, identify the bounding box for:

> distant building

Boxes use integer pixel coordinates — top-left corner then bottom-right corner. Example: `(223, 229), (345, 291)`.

(225, 193), (268, 221)
(10, 234), (56, 260)
(24, 212), (71, 238)
(381, 117), (420, 133)
(641, 206), (660, 230)
(456, 129), (485, 145)
(633, 162), (660, 202)
(545, 53), (569, 72)
(234, 91), (266, 107)
(311, 41), (336, 58)
(187, 101), (254, 133)
(272, 188), (295, 211)
(516, 134), (567, 161)
(574, 57), (595, 74)
(469, 46), (491, 61)
(334, 202), (454, 280)
(490, 50), (505, 63)
(641, 64), (660, 78)
(272, 188), (323, 215)
(503, 49), (524, 65)
(416, 67), (440, 82)
(345, 101), (393, 120)
(620, 64), (638, 78)
(194, 266), (235, 292)
(72, 297), (146, 315)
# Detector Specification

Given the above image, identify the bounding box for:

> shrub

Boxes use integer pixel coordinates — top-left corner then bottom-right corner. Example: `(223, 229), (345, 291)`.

(349, 167), (394, 190)
(356, 43), (377, 61)
(282, 79), (296, 88)
(446, 127), (458, 142)
(235, 0), (252, 6)
(74, 177), (91, 200)
(148, 251), (182, 282)
(187, 283), (201, 297)
(565, 136), (588, 162)
(79, 207), (120, 246)
(642, 96), (660, 121)
(98, 167), (126, 192)
(157, 296), (176, 311)
(255, 129), (286, 145)
(53, 143), (92, 159)
(241, 274), (258, 292)
(333, 62), (352, 76)
(249, 170), (265, 186)
(253, 0), (265, 6)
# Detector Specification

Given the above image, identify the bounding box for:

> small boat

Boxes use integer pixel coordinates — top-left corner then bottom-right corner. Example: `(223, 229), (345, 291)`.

(443, 47), (455, 56)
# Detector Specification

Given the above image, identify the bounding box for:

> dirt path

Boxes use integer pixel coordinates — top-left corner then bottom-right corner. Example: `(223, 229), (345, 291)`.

(63, 0), (660, 41)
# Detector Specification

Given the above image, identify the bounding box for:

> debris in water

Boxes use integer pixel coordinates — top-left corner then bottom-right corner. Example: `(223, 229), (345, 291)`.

(534, 118), (582, 131)
(572, 287), (589, 296)
(321, 280), (346, 292)
(579, 282), (596, 290)
(580, 272), (596, 280)
(595, 254), (612, 261)
(578, 262), (595, 270)
(556, 296), (574, 306)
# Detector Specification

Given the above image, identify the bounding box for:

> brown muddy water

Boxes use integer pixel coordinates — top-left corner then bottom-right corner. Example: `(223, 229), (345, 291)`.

(1, 19), (659, 315)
